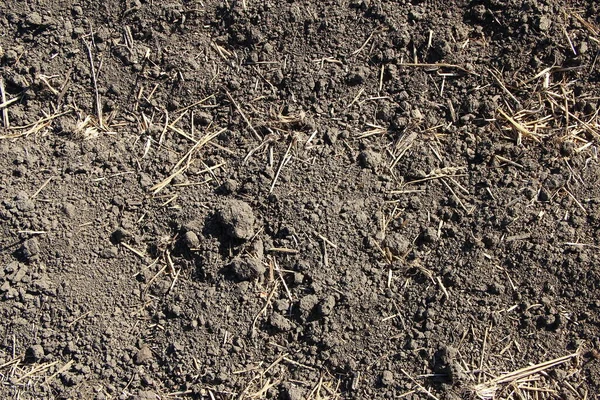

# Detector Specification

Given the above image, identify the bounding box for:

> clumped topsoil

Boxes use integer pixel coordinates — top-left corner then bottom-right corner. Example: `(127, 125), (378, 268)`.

(1, 0), (599, 399)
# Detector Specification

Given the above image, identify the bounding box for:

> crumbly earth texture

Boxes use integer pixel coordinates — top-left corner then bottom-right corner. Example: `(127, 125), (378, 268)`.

(1, 1), (599, 399)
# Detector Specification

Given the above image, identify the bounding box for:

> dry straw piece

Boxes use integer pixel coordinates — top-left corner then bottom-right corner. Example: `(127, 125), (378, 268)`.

(472, 352), (580, 400)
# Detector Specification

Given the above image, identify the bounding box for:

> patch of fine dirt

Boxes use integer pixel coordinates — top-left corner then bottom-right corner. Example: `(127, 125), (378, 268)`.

(1, 0), (600, 399)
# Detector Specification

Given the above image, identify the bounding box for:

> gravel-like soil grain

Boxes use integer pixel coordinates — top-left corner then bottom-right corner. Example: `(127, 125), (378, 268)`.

(1, 1), (599, 399)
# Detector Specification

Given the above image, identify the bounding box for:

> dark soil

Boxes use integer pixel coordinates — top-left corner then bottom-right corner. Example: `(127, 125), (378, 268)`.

(1, 0), (599, 399)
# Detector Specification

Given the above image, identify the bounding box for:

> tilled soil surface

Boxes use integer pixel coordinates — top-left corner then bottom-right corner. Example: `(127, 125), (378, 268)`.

(1, 1), (600, 399)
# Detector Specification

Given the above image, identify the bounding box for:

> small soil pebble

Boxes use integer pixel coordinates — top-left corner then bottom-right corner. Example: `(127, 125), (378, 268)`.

(20, 239), (40, 261)
(26, 344), (45, 362)
(181, 231), (200, 249)
(110, 228), (132, 244)
(317, 295), (336, 316)
(381, 370), (395, 386)
(346, 66), (369, 85)
(538, 15), (552, 31)
(420, 227), (438, 244)
(324, 127), (339, 145)
(194, 111), (213, 125)
(280, 383), (306, 400)
(217, 200), (256, 240)
(26, 12), (43, 26)
(358, 149), (381, 170)
(11, 264), (28, 283)
(167, 304), (183, 318)
(15, 191), (35, 212)
(299, 294), (319, 314)
(99, 246), (118, 259)
(383, 233), (411, 255)
(433, 346), (466, 382)
(228, 257), (265, 281)
(219, 179), (239, 195)
(135, 390), (159, 400)
(269, 313), (294, 332)
(134, 345), (153, 365)
(274, 299), (290, 312)
(62, 203), (76, 218)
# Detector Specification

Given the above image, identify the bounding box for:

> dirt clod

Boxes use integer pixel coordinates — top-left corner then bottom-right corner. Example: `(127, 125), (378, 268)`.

(383, 233), (411, 256)
(133, 390), (159, 400)
(538, 15), (552, 31)
(20, 239), (40, 261)
(110, 228), (132, 244)
(25, 12), (43, 26)
(421, 226), (438, 244)
(99, 246), (118, 259)
(11, 265), (27, 283)
(25, 345), (44, 362)
(280, 383), (306, 400)
(381, 370), (395, 386)
(433, 346), (466, 383)
(269, 313), (294, 332)
(299, 294), (319, 315)
(14, 192), (34, 212)
(358, 149), (382, 170)
(216, 200), (256, 241)
(181, 231), (200, 249)
(227, 257), (265, 282)
(134, 345), (153, 365)
(194, 112), (213, 126)
(62, 203), (76, 218)
(317, 295), (336, 317)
